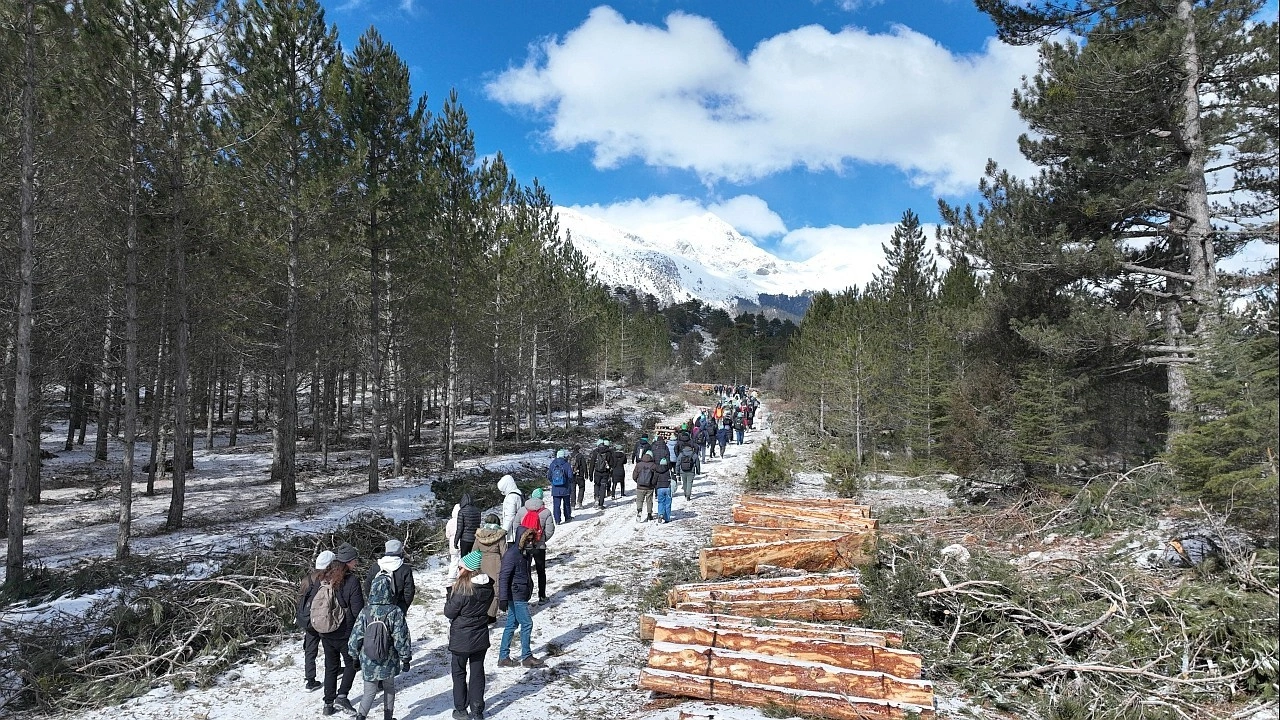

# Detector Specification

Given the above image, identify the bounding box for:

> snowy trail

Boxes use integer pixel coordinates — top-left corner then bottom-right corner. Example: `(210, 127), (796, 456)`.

(43, 400), (780, 720)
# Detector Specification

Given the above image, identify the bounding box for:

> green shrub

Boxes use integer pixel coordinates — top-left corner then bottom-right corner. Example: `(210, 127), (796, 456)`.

(744, 439), (793, 492)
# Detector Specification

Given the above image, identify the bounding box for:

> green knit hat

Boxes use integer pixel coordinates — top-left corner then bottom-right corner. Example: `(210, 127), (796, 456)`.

(461, 550), (482, 572)
(532, 488), (544, 499)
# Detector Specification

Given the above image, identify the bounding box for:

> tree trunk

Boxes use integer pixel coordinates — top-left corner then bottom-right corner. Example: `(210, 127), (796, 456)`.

(118, 117), (141, 557)
(699, 534), (875, 580)
(274, 197), (301, 508)
(711, 524), (852, 546)
(6, 0), (38, 586)
(166, 136), (191, 531)
(96, 285), (116, 461)
(637, 670), (930, 720)
(641, 609), (904, 648)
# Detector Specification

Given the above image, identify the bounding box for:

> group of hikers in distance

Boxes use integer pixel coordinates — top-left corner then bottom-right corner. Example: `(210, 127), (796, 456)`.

(295, 386), (762, 719)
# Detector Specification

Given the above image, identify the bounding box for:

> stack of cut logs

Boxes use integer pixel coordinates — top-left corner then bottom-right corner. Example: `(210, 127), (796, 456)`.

(638, 495), (935, 719)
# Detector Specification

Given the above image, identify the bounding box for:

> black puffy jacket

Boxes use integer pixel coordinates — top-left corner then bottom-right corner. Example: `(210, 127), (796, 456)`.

(444, 576), (496, 654)
(456, 494), (482, 547)
(300, 570), (365, 640)
(498, 527), (534, 604)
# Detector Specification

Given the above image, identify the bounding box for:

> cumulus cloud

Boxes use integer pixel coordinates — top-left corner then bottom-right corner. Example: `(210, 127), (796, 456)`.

(566, 193), (785, 239)
(487, 6), (1038, 195)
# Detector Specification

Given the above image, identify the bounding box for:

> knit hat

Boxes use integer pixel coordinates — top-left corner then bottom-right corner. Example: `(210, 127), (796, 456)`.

(460, 550), (483, 572)
(315, 550), (335, 570)
(333, 542), (357, 563)
(384, 539), (403, 556)
(532, 488), (544, 499)
(557, 449), (567, 458)
(659, 457), (668, 466)
(644, 450), (653, 458)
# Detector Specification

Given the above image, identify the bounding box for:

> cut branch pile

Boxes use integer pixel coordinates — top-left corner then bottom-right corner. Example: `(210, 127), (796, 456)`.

(700, 495), (878, 580)
(641, 498), (934, 719)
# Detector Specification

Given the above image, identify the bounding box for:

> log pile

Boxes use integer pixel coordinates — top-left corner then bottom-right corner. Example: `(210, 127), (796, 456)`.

(640, 497), (935, 719)
(700, 495), (878, 580)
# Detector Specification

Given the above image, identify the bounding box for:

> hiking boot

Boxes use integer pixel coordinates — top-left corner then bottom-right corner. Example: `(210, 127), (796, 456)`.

(383, 712), (396, 720)
(537, 596), (548, 605)
(322, 705), (336, 716)
(521, 656), (546, 668)
(497, 657), (517, 668)
(468, 712), (485, 720)
(452, 711), (468, 720)
(305, 679), (322, 692)
(333, 696), (355, 713)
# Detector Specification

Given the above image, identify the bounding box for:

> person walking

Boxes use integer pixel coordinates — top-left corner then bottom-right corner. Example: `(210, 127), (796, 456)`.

(590, 440), (612, 509)
(456, 493), (482, 556)
(444, 503), (461, 588)
(518, 488), (556, 604)
(347, 573), (412, 720)
(632, 434), (652, 464)
(570, 444), (589, 510)
(298, 549), (334, 692)
(472, 514), (507, 623)
(497, 475), (524, 544)
(676, 445), (698, 502)
(444, 551), (494, 720)
(365, 539), (416, 616)
(547, 449), (574, 523)
(717, 419), (731, 457)
(733, 412), (747, 445)
(609, 443), (628, 499)
(632, 450), (657, 522)
(302, 542), (364, 715)
(654, 458), (674, 523)
(496, 526), (546, 668)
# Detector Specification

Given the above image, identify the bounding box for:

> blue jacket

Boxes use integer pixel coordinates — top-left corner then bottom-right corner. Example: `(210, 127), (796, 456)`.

(347, 575), (412, 681)
(498, 526), (534, 605)
(547, 457), (573, 497)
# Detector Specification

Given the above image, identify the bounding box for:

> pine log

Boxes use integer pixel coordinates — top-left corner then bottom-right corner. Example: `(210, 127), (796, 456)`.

(639, 669), (933, 720)
(674, 598), (862, 622)
(639, 611), (903, 647)
(650, 621), (922, 677)
(730, 506), (879, 531)
(700, 535), (874, 580)
(647, 642), (934, 706)
(711, 524), (852, 546)
(739, 494), (872, 516)
(670, 571), (861, 599)
(671, 581), (863, 605)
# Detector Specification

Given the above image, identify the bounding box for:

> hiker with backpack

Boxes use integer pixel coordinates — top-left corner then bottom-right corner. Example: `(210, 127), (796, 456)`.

(632, 450), (657, 522)
(609, 443), (628, 499)
(717, 419), (731, 457)
(570, 444), (589, 510)
(302, 542), (364, 715)
(733, 412), (747, 445)
(444, 551), (494, 720)
(498, 474), (524, 544)
(472, 514), (507, 622)
(456, 493), (482, 556)
(298, 549), (335, 692)
(347, 572), (412, 720)
(632, 434), (651, 464)
(365, 539), (415, 615)
(588, 440), (612, 508)
(547, 449), (574, 523)
(518, 488), (555, 604)
(496, 526), (546, 668)
(654, 457), (674, 523)
(677, 445), (699, 502)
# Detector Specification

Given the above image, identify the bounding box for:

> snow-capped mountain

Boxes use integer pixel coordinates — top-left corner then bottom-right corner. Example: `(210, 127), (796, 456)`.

(557, 207), (860, 314)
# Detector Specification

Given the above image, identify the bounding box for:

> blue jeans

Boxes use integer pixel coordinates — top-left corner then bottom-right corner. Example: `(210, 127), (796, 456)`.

(499, 601), (533, 660)
(656, 487), (672, 522)
(735, 428), (745, 444)
(553, 494), (572, 523)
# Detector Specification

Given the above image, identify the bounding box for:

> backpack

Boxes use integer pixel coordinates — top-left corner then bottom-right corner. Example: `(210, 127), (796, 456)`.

(679, 452), (696, 472)
(309, 580), (344, 634)
(636, 465), (655, 488)
(362, 613), (393, 663)
(520, 509), (544, 545)
(593, 450), (609, 474)
(550, 460), (568, 487)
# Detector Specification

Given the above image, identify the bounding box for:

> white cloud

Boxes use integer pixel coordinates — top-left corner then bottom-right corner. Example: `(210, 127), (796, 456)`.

(566, 193), (785, 239)
(487, 6), (1038, 195)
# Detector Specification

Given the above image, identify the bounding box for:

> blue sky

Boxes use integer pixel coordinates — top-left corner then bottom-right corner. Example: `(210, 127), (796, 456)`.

(315, 0), (1275, 283)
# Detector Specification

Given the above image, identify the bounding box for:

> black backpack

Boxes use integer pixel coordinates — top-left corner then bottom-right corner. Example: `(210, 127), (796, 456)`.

(593, 450), (609, 474)
(362, 612), (393, 662)
(679, 452), (695, 472)
(636, 466), (655, 488)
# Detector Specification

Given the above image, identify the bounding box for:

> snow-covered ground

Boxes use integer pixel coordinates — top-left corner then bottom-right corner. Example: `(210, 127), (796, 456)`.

(4, 391), (854, 720)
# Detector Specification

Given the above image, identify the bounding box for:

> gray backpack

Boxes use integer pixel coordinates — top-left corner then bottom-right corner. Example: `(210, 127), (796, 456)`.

(363, 613), (392, 662)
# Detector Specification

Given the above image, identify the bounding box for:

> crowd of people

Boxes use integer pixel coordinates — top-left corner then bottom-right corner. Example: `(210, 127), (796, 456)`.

(294, 387), (762, 720)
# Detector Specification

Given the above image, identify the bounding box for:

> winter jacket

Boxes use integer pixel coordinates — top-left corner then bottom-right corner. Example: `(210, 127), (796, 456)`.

(517, 497), (555, 549)
(364, 554), (416, 614)
(588, 446), (611, 480)
(473, 525), (508, 618)
(499, 475), (524, 543)
(610, 449), (628, 480)
(677, 447), (698, 474)
(650, 438), (670, 465)
(570, 450), (589, 485)
(666, 438), (678, 460)
(444, 574), (495, 655)
(632, 458), (658, 488)
(301, 570), (365, 640)
(632, 438), (651, 464)
(456, 493), (482, 548)
(347, 575), (412, 681)
(295, 568), (325, 631)
(498, 527), (535, 606)
(547, 457), (574, 497)
(653, 462), (673, 489)
(445, 504), (460, 549)
(717, 424), (731, 443)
